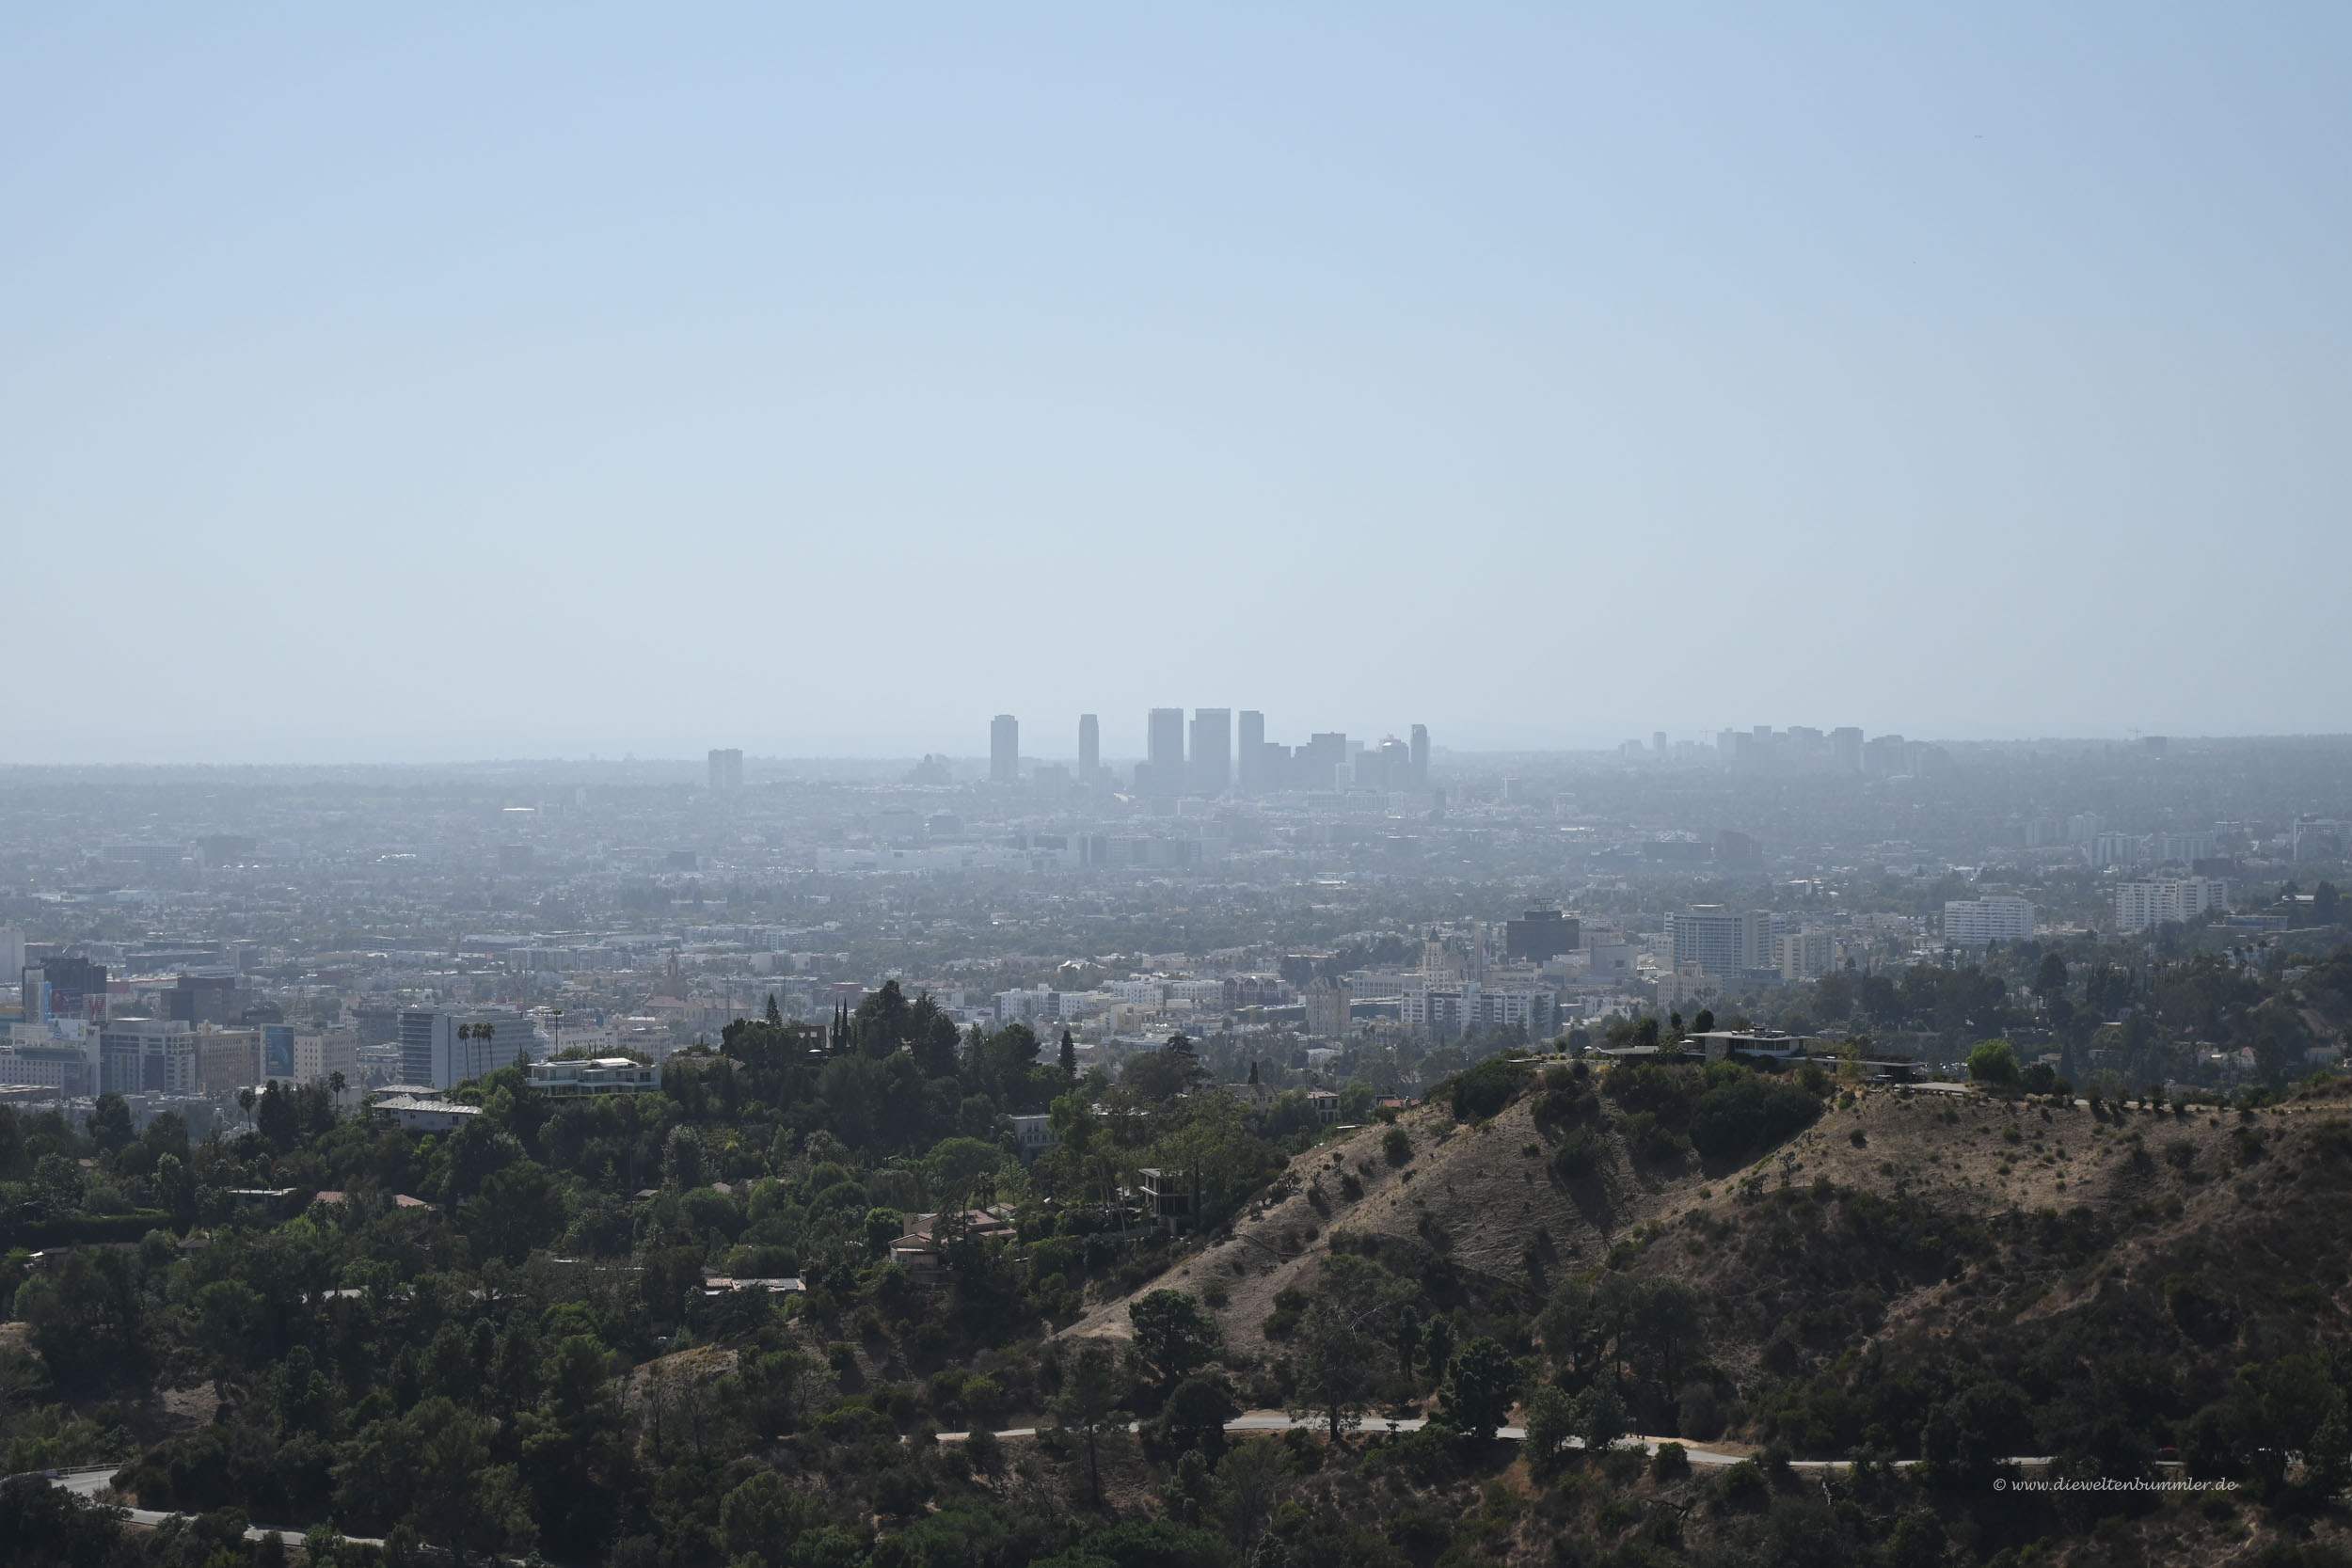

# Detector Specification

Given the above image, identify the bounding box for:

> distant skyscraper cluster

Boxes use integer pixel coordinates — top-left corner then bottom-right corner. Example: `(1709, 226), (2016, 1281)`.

(981, 707), (1434, 799)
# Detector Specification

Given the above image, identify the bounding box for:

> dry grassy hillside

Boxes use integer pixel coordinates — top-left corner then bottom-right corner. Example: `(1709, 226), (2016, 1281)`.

(1058, 1085), (1709, 1362)
(1067, 1059), (2352, 1458)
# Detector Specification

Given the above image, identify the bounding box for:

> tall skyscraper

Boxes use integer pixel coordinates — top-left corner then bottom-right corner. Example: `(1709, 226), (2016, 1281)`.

(1190, 708), (1232, 794)
(990, 715), (1020, 784)
(707, 749), (743, 791)
(1410, 723), (1430, 789)
(1237, 711), (1266, 793)
(1144, 707), (1185, 796)
(1078, 714), (1100, 782)
(1296, 733), (1347, 791)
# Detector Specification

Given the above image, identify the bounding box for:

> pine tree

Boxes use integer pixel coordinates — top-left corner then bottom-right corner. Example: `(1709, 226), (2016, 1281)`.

(1059, 1029), (1078, 1078)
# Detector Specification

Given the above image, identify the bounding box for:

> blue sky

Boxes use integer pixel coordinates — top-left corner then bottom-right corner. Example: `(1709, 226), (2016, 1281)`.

(6, 5), (2347, 762)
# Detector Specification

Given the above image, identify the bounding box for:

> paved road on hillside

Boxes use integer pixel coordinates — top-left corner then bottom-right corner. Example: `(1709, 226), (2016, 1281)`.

(31, 1467), (386, 1548)
(932, 1411), (2051, 1472)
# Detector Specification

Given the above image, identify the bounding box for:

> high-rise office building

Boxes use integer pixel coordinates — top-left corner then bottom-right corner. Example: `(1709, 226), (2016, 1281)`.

(1830, 727), (1865, 772)
(1665, 906), (1779, 979)
(1144, 707), (1186, 796)
(990, 715), (1019, 784)
(1505, 908), (1581, 962)
(1238, 711), (1267, 793)
(398, 1007), (539, 1089)
(1295, 733), (1347, 792)
(1190, 709), (1232, 794)
(1410, 724), (1431, 789)
(24, 956), (107, 1026)
(99, 1018), (198, 1095)
(1078, 714), (1100, 782)
(707, 749), (743, 792)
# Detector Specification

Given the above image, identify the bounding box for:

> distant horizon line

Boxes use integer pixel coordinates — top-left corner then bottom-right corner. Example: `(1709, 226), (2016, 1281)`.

(7, 732), (2352, 773)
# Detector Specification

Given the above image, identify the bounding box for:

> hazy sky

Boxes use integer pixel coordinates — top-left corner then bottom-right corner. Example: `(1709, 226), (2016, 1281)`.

(7, 6), (2347, 764)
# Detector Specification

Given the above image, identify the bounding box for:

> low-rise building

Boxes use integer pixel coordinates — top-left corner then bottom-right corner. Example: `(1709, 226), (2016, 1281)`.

(369, 1090), (483, 1133)
(1009, 1113), (1057, 1159)
(529, 1056), (663, 1096)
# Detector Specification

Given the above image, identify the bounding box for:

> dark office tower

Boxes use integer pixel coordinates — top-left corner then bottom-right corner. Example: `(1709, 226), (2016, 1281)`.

(707, 748), (743, 792)
(26, 955), (107, 1024)
(1409, 723), (1430, 789)
(1506, 907), (1581, 962)
(1237, 711), (1266, 793)
(1078, 714), (1100, 782)
(1190, 708), (1232, 794)
(1146, 707), (1185, 795)
(990, 715), (1020, 784)
(1297, 733), (1347, 791)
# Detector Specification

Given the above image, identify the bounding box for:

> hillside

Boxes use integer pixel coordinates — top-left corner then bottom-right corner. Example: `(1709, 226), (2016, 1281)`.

(1071, 1054), (2352, 1466)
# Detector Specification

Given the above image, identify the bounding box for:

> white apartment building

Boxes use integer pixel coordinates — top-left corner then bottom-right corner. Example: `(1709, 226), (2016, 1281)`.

(1942, 896), (2036, 946)
(994, 987), (1061, 1022)
(528, 1056), (663, 1096)
(1664, 907), (1779, 978)
(1772, 928), (1837, 981)
(1400, 979), (1557, 1038)
(2114, 877), (2227, 934)
(1105, 979), (1166, 1007)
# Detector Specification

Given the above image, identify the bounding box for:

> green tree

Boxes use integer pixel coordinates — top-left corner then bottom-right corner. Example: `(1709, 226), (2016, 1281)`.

(1060, 1028), (1079, 1079)
(1571, 1381), (1627, 1452)
(2033, 952), (2070, 1002)
(662, 1124), (704, 1188)
(909, 991), (963, 1078)
(1633, 1277), (1705, 1398)
(1440, 1335), (1522, 1442)
(1160, 1374), (1237, 1459)
(1212, 1438), (1286, 1560)
(85, 1094), (134, 1155)
(15, 1245), (147, 1392)
(1523, 1384), (1577, 1472)
(1422, 1312), (1454, 1384)
(1966, 1039), (2020, 1086)
(0, 1469), (128, 1565)
(856, 978), (914, 1060)
(1054, 1341), (1127, 1508)
(1129, 1290), (1221, 1386)
(1123, 1038), (1207, 1103)
(1290, 1254), (1407, 1442)
(720, 1470), (829, 1562)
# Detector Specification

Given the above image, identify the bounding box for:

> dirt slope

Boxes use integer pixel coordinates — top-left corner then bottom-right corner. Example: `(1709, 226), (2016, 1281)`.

(1067, 1069), (2352, 1410)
